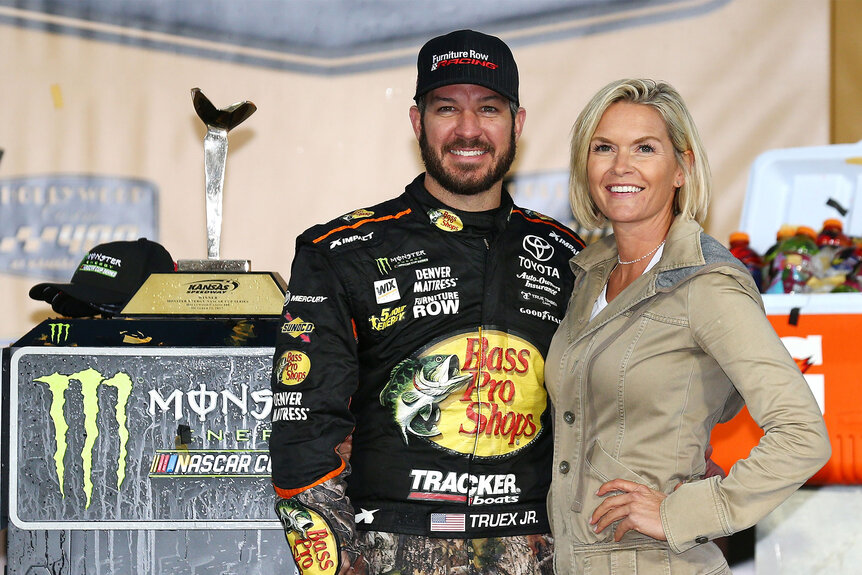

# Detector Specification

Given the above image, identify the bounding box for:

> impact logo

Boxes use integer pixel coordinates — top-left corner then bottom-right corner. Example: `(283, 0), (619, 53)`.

(35, 368), (132, 507)
(48, 322), (71, 344)
(379, 330), (545, 457)
(185, 279), (239, 294)
(548, 229), (582, 256)
(329, 232), (373, 250)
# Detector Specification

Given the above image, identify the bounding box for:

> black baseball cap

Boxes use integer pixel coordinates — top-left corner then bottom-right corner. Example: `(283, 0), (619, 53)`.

(29, 238), (175, 317)
(414, 29), (519, 105)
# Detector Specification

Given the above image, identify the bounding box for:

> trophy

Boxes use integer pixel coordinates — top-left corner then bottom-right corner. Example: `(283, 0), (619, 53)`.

(122, 88), (286, 317)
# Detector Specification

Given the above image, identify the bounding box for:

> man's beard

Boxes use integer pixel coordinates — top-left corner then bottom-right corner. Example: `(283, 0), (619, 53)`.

(419, 118), (517, 197)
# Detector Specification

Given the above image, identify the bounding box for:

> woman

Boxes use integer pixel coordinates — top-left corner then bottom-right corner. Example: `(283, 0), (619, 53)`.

(545, 79), (830, 574)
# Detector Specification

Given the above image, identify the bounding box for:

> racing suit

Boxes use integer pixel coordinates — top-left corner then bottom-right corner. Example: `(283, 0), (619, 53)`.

(271, 174), (584, 574)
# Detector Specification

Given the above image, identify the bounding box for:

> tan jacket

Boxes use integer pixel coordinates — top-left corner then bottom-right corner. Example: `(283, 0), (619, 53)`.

(546, 217), (830, 574)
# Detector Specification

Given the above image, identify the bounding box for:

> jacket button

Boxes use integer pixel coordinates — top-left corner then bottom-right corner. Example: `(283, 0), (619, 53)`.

(563, 411), (575, 424)
(559, 461), (570, 474)
(695, 536), (708, 544)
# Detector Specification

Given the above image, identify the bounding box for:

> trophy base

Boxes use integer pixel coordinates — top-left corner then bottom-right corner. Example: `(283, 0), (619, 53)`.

(122, 270), (287, 317)
(176, 259), (251, 273)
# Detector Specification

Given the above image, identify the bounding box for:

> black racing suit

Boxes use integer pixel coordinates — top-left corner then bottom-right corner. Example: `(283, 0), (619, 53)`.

(271, 174), (583, 572)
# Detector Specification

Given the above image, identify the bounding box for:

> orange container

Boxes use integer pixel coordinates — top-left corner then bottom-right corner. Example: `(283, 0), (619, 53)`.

(710, 294), (862, 484)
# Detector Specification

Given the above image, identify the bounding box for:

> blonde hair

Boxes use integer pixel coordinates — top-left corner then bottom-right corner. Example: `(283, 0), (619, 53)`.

(569, 79), (711, 229)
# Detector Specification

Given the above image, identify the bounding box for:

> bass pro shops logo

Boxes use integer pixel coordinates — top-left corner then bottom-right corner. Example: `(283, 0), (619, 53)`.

(278, 498), (339, 574)
(35, 368), (132, 508)
(379, 330), (546, 458)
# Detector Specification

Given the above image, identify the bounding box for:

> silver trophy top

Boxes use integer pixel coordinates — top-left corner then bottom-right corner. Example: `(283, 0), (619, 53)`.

(188, 88), (256, 268)
(192, 88), (257, 132)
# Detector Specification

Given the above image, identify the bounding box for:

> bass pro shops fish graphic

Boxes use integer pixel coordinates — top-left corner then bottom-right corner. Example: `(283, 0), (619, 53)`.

(380, 354), (472, 443)
(276, 498), (315, 539)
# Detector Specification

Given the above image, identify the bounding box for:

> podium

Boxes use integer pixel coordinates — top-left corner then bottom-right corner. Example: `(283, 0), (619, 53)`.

(1, 317), (299, 574)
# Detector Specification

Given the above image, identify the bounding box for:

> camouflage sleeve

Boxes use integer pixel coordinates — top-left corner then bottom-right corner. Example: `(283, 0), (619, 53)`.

(271, 237), (360, 572)
(296, 470), (359, 560)
(276, 443), (359, 573)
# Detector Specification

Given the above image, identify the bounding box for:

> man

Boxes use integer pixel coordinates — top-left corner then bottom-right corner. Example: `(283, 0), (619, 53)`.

(270, 29), (584, 575)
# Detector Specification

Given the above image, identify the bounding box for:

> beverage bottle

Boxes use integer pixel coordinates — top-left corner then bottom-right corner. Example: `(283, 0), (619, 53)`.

(728, 231), (764, 291)
(762, 225), (796, 291)
(832, 280), (861, 293)
(831, 255), (861, 292)
(816, 219), (851, 248)
(764, 226), (819, 294)
(814, 219), (852, 281)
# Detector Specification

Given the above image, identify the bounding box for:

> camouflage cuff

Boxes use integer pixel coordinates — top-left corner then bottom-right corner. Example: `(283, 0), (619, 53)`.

(276, 497), (343, 575)
(294, 472), (359, 562)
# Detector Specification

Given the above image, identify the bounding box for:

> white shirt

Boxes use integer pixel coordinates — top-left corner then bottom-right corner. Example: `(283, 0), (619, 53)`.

(590, 244), (664, 321)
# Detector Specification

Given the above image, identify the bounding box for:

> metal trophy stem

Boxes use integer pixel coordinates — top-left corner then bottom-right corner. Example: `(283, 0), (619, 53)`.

(177, 88), (257, 272)
(204, 125), (228, 260)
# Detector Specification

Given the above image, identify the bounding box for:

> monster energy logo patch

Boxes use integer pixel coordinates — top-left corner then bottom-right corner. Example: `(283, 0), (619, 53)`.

(376, 258), (392, 275)
(374, 250), (429, 275)
(35, 368), (133, 508)
(49, 322), (71, 344)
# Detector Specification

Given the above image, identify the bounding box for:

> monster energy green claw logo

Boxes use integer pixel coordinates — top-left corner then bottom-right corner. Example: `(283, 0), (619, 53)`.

(376, 257), (392, 275)
(49, 322), (70, 344)
(35, 368), (133, 508)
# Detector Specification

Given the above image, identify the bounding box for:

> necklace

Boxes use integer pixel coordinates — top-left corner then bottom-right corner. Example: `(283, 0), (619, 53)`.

(617, 240), (665, 265)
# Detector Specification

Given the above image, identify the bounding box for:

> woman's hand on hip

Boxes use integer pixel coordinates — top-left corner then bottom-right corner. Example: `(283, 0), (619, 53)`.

(590, 478), (667, 541)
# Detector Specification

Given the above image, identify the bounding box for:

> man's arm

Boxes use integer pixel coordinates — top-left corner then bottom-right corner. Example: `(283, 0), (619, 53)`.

(270, 238), (360, 572)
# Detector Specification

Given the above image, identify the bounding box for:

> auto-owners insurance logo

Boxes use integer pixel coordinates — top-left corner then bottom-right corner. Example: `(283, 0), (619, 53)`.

(379, 330), (546, 458)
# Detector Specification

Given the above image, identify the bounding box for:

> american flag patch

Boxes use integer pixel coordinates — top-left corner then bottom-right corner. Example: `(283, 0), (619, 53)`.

(429, 513), (466, 532)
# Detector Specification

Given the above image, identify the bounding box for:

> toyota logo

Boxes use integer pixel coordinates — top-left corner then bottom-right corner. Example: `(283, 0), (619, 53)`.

(522, 235), (554, 261)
